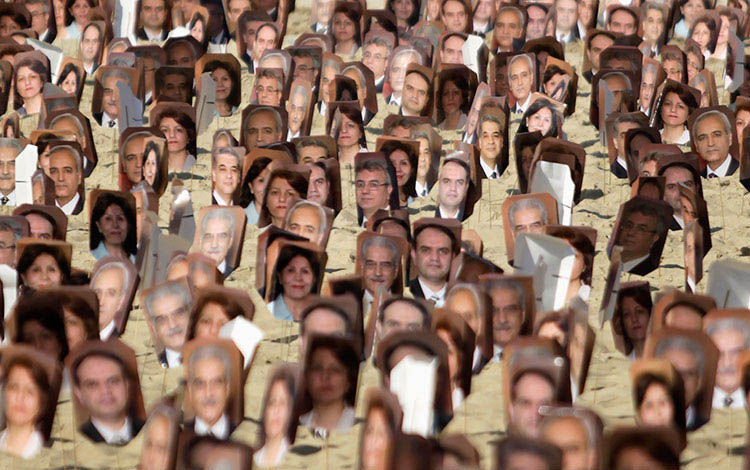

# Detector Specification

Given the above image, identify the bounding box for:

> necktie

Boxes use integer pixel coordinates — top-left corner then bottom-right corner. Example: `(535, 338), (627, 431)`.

(490, 171), (498, 179)
(429, 295), (440, 303)
(109, 120), (116, 128)
(708, 173), (718, 179)
(724, 396), (734, 407)
(1, 196), (8, 205)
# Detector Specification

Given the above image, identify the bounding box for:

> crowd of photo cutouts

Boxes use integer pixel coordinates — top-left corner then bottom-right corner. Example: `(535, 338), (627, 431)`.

(0, 0), (749, 468)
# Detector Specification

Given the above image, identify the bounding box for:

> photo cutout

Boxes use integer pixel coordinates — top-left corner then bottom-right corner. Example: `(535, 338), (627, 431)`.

(649, 290), (715, 333)
(444, 282), (494, 370)
(357, 387), (403, 470)
(481, 274), (537, 353)
(284, 197), (334, 248)
(687, 106), (740, 178)
(90, 256), (139, 340)
(629, 358), (687, 435)
(12, 50), (49, 114)
(542, 57), (578, 116)
(187, 286), (255, 341)
(356, 231), (410, 303)
(44, 108), (98, 177)
(195, 54), (242, 119)
(211, 146), (245, 206)
(433, 65), (476, 130)
(567, 305), (596, 399)
(431, 308), (476, 404)
(67, 339), (147, 444)
(264, 239), (327, 321)
(42, 142), (86, 215)
(191, 206), (246, 277)
(607, 195), (673, 276)
(501, 192), (559, 263)
(138, 404), (181, 470)
(176, 434), (254, 470)
(342, 62), (378, 124)
(118, 127), (156, 192)
(56, 57), (86, 103)
(677, 184), (712, 256)
(251, 67), (287, 108)
(461, 82), (490, 144)
(42, 286), (99, 352)
(239, 104), (288, 151)
(141, 278), (193, 368)
(88, 189), (138, 263)
(600, 427), (682, 470)
(154, 66), (194, 104)
(285, 79), (314, 139)
(91, 65), (142, 128)
(13, 204), (67, 240)
(254, 364), (299, 467)
(622, 128), (662, 184)
(591, 68), (640, 131)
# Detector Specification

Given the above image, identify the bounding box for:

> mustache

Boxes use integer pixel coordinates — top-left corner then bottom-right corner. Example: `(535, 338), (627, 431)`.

(0, 174), (12, 180)
(167, 326), (184, 336)
(494, 322), (511, 331)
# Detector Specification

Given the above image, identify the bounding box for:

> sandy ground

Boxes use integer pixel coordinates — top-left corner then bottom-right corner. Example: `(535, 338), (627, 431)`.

(0, 3), (745, 469)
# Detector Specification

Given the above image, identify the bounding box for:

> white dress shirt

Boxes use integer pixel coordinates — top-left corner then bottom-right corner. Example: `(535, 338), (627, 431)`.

(673, 214), (685, 229)
(479, 158), (499, 178)
(418, 278), (446, 307)
(91, 416), (132, 444)
(144, 28), (164, 42)
(254, 438), (290, 467)
(213, 190), (231, 206)
(616, 156), (628, 172)
(388, 93), (402, 107)
(622, 254), (649, 273)
(706, 154), (734, 178)
(164, 348), (181, 367)
(56, 192), (80, 215)
(300, 405), (356, 439)
(491, 344), (503, 362)
(101, 112), (118, 129)
(712, 386), (745, 409)
(514, 94), (533, 114)
(0, 189), (16, 206)
(659, 127), (690, 145)
(195, 414), (230, 439)
(100, 320), (116, 340)
(415, 181), (428, 197)
(0, 429), (43, 459)
(438, 205), (461, 219)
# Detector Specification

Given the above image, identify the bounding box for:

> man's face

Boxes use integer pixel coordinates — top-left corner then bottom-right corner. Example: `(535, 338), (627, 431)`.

(644, 8), (665, 42)
(140, 416), (172, 470)
(188, 357), (229, 425)
(307, 165), (330, 205)
(542, 417), (593, 470)
(662, 347), (701, 405)
(26, 213), (54, 239)
(587, 34), (614, 71)
(663, 166), (695, 213)
(49, 150), (82, 201)
(27, 3), (50, 35)
(491, 287), (523, 346)
(245, 110), (281, 149)
(293, 55), (317, 83)
(287, 91), (307, 133)
(355, 168), (392, 216)
(0, 145), (16, 195)
(163, 73), (189, 102)
(511, 206), (545, 237)
(81, 26), (101, 63)
(75, 356), (129, 423)
(363, 43), (389, 79)
(526, 5), (546, 40)
(212, 153), (241, 201)
(150, 292), (190, 350)
(640, 70), (656, 109)
(300, 308), (347, 354)
(411, 227), (453, 285)
(102, 76), (126, 118)
(363, 244), (397, 295)
(614, 121), (640, 157)
(441, 36), (465, 64)
(389, 53), (418, 95)
(200, 217), (233, 265)
(663, 59), (682, 82)
(618, 210), (659, 259)
(495, 10), (522, 51)
(608, 9), (637, 35)
(438, 161), (468, 211)
(509, 58), (532, 103)
(446, 289), (480, 335)
(509, 372), (555, 438)
(711, 327), (746, 393)
(287, 205), (323, 243)
(93, 267), (126, 328)
(142, 0), (167, 30)
(402, 72), (429, 115)
(123, 136), (145, 184)
(695, 114), (731, 165)
(479, 120), (503, 161)
(253, 25), (277, 62)
(556, 0), (578, 32)
(168, 43), (195, 68)
(228, 0), (251, 25)
(300, 145), (328, 164)
(442, 0), (467, 32)
(0, 229), (15, 266)
(379, 301), (424, 338)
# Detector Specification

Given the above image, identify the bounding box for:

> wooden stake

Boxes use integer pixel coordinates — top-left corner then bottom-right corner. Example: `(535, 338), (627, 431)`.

(718, 181), (727, 244)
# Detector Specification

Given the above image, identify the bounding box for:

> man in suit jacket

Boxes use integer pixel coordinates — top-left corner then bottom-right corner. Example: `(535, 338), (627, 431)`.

(376, 297), (431, 343)
(184, 344), (235, 439)
(48, 145), (85, 216)
(145, 280), (192, 368)
(693, 110), (739, 179)
(435, 158), (469, 221)
(616, 202), (667, 277)
(136, 0), (169, 42)
(408, 220), (460, 306)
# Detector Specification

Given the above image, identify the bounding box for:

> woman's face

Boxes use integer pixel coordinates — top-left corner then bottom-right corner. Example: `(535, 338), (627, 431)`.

(22, 319), (62, 359)
(160, 117), (188, 153)
(60, 71), (78, 95)
(538, 321), (566, 348)
(736, 109), (750, 140)
(638, 382), (674, 427)
(191, 19), (205, 42)
(681, 0), (705, 27)
(441, 80), (462, 115)
(17, 66), (43, 101)
(691, 22), (711, 49)
(393, 0), (414, 21)
(527, 107), (553, 135)
(96, 204), (128, 246)
(426, 0), (440, 20)
(308, 347), (349, 406)
(264, 380), (292, 440)
(211, 67), (233, 101)
(70, 0), (91, 24)
(621, 295), (650, 342)
(23, 253), (63, 289)
(195, 301), (231, 339)
(333, 12), (355, 42)
(686, 53), (700, 82)
(250, 167), (270, 202)
(436, 328), (460, 383)
(362, 407), (391, 470)
(718, 15), (732, 44)
(144, 149), (158, 186)
(280, 255), (314, 300)
(54, 0), (65, 25)
(337, 114), (361, 148)
(267, 176), (300, 221)
(64, 308), (87, 350)
(389, 149), (412, 188)
(416, 137), (431, 179)
(661, 92), (689, 127)
(4, 365), (42, 428)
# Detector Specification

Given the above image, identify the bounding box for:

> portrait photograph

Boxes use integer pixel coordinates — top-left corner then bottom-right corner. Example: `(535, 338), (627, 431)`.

(88, 189), (138, 262)
(44, 108), (98, 177)
(187, 285), (255, 341)
(500, 192), (559, 263)
(154, 66), (194, 104)
(90, 255), (139, 340)
(90, 65), (142, 127)
(13, 204), (67, 240)
(254, 364), (299, 467)
(190, 205), (247, 277)
(140, 278), (194, 368)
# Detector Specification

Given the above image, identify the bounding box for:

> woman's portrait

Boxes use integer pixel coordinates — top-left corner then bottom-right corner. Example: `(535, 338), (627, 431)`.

(199, 55), (242, 118)
(432, 310), (475, 411)
(188, 6), (209, 46)
(688, 13), (719, 60)
(54, 288), (99, 351)
(63, 0), (95, 39)
(16, 240), (72, 292)
(673, 0), (709, 38)
(265, 240), (325, 322)
(188, 286), (254, 340)
(259, 164), (310, 229)
(387, 0), (419, 31)
(411, 124), (441, 197)
(89, 190), (138, 262)
(377, 137), (418, 207)
(651, 81), (699, 145)
(358, 388), (403, 470)
(612, 282), (652, 360)
(435, 66), (473, 131)
(631, 359), (686, 433)
(142, 137), (168, 196)
(254, 364), (298, 467)
(56, 60), (85, 100)
(13, 289), (69, 362)
(332, 104), (367, 165)
(153, 104), (197, 173)
(329, 2), (363, 58)
(13, 52), (48, 116)
(685, 40), (704, 83)
(546, 225), (596, 302)
(518, 97), (562, 138)
(239, 155), (273, 226)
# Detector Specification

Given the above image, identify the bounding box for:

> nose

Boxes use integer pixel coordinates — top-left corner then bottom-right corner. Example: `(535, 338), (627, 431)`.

(375, 264), (384, 276)
(210, 234), (219, 249)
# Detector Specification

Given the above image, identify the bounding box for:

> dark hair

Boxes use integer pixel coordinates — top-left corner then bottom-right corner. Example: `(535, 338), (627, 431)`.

(239, 156), (272, 207)
(543, 65), (566, 86)
(614, 286), (652, 354)
(303, 338), (359, 406)
(23, 209), (58, 237)
(204, 60), (241, 108)
(270, 246), (322, 300)
(413, 223), (459, 253)
(546, 227), (595, 285)
(17, 244), (71, 288)
(3, 356), (51, 425)
(71, 349), (141, 420)
(383, 140), (417, 197)
(335, 105), (367, 148)
(58, 293), (99, 341)
(90, 193), (138, 256)
(260, 169), (309, 226)
(436, 74), (471, 124)
(187, 293), (245, 339)
(157, 108), (197, 156)
(495, 435), (562, 470)
(535, 313), (570, 348)
(519, 98), (560, 137)
(387, 0), (420, 26)
(142, 140), (163, 193)
(64, 0), (96, 26)
(13, 57), (49, 110)
(56, 63), (83, 94)
(330, 2), (363, 48)
(14, 292), (69, 360)
(634, 372), (687, 431)
(257, 366), (297, 448)
(690, 15), (719, 54)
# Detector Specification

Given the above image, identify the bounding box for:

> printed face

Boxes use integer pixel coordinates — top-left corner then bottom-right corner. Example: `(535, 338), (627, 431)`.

(4, 365), (42, 428)
(140, 415), (172, 470)
(509, 372), (554, 438)
(287, 91), (307, 134)
(200, 216), (234, 265)
(380, 300), (424, 338)
(608, 9), (637, 35)
(695, 114), (731, 165)
(438, 161), (468, 212)
(307, 347), (349, 406)
(441, 36), (464, 64)
(64, 308), (87, 350)
(22, 253), (62, 290)
(495, 9), (522, 51)
(621, 295), (649, 343)
(491, 287), (523, 346)
(75, 356), (129, 423)
(362, 407), (391, 470)
(638, 381), (674, 427)
(389, 53), (418, 95)
(212, 153), (241, 201)
(662, 346), (701, 405)
(355, 168), (391, 216)
(446, 289), (480, 334)
(306, 164), (330, 205)
(541, 417), (592, 470)
(509, 57), (532, 103)
(711, 327), (746, 392)
(287, 205), (323, 243)
(267, 177), (300, 223)
(264, 380), (292, 440)
(123, 136), (145, 184)
(402, 72), (429, 115)
(92, 266), (126, 329)
(280, 255), (314, 300)
(363, 43), (388, 79)
(588, 34), (614, 71)
(245, 110), (281, 150)
(188, 356), (230, 425)
(363, 244), (397, 295)
(27, 2), (50, 35)
(102, 75), (127, 119)
(81, 26), (101, 63)
(163, 73), (190, 102)
(333, 12), (355, 42)
(26, 213), (54, 240)
(511, 206), (545, 237)
(479, 120), (503, 161)
(412, 227), (452, 284)
(526, 5), (546, 40)
(16, 66), (43, 101)
(195, 302), (231, 339)
(160, 117), (188, 154)
(150, 291), (190, 350)
(442, 0), (467, 32)
(617, 210), (660, 260)
(0, 145), (16, 195)
(96, 204), (129, 248)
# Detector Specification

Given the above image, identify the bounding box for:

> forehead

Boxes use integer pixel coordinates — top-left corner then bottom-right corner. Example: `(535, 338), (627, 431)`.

(441, 161), (468, 178)
(625, 209), (657, 223)
(543, 416), (587, 439)
(79, 355), (124, 376)
(290, 205), (321, 223)
(49, 150), (77, 165)
(216, 152), (240, 165)
(358, 168), (386, 180)
(510, 58), (530, 72)
(405, 71), (428, 85)
(697, 113), (725, 131)
(416, 226), (452, 245)
(248, 110), (278, 127)
(94, 266), (125, 285)
(205, 215), (233, 230)
(498, 8), (521, 21)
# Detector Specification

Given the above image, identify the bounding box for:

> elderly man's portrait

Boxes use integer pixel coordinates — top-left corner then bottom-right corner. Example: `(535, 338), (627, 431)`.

(484, 276), (534, 361)
(142, 279), (193, 368)
(501, 193), (558, 262)
(539, 407), (602, 470)
(241, 105), (286, 151)
(284, 198), (332, 246)
(191, 206), (246, 277)
(286, 80), (313, 139)
(45, 109), (98, 175)
(70, 339), (146, 445)
(14, 205), (62, 242)
(689, 107), (739, 178)
(44, 143), (85, 216)
(0, 215), (28, 267)
(92, 66), (139, 129)
(610, 196), (672, 276)
(90, 257), (138, 340)
(704, 312), (750, 409)
(507, 53), (536, 114)
(183, 339), (242, 439)
(0, 138), (23, 207)
(684, 221), (703, 292)
(356, 232), (406, 317)
(138, 405), (180, 470)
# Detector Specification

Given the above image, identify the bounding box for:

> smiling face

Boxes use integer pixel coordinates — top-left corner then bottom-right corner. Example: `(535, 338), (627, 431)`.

(96, 203), (129, 248)
(22, 253), (63, 290)
(363, 244), (397, 295)
(280, 255), (314, 300)
(16, 66), (43, 101)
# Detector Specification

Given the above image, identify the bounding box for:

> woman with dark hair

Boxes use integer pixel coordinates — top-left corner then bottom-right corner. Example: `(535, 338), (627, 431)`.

(383, 141), (417, 206)
(433, 312), (474, 410)
(63, 0), (95, 39)
(189, 12), (207, 44)
(142, 140), (164, 194)
(2, 117), (16, 138)
(437, 74), (471, 130)
(535, 313), (569, 349)
(633, 371), (687, 433)
(254, 365), (297, 467)
(673, 0), (709, 37)
(685, 41), (703, 83)
(713, 10), (738, 60)
(689, 14), (719, 59)
(0, 355), (52, 458)
(412, 124), (440, 197)
(157, 108), (197, 172)
(58, 293), (98, 351)
(335, 106), (367, 165)
(14, 58), (47, 115)
(547, 227), (595, 302)
(188, 293), (245, 339)
(518, 98), (560, 138)
(57, 63), (83, 96)
(14, 292), (68, 361)
(240, 157), (272, 226)
(613, 286), (652, 360)
(359, 389), (402, 470)
(89, 193), (138, 262)
(260, 168), (309, 228)
(387, 0), (420, 30)
(204, 60), (240, 117)
(330, 2), (362, 57)
(267, 245), (322, 321)
(655, 83), (698, 145)
(17, 244), (71, 291)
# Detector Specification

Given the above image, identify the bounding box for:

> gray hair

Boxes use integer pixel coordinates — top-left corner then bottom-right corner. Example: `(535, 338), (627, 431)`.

(188, 344), (231, 384)
(601, 71), (633, 90)
(322, 57), (341, 72)
(487, 278), (526, 313)
(50, 114), (85, 137)
(0, 219), (23, 241)
(100, 68), (132, 84)
(508, 53), (534, 74)
(92, 260), (134, 295)
(361, 235), (400, 267)
(391, 48), (423, 68)
(201, 208), (236, 236)
(654, 335), (705, 377)
(259, 52), (290, 77)
(212, 147), (242, 168)
(446, 283), (483, 314)
(342, 65), (366, 87)
(27, 0), (51, 14)
(356, 158), (395, 188)
(690, 73), (709, 90)
(509, 197), (548, 226)
(165, 252), (188, 277)
(365, 36), (394, 56)
(246, 106), (282, 134)
(145, 281), (191, 321)
(705, 318), (750, 349)
(285, 200), (327, 236)
(290, 84), (310, 101)
(0, 138), (23, 155)
(498, 4), (524, 23)
(692, 109), (732, 141)
(49, 144), (82, 173)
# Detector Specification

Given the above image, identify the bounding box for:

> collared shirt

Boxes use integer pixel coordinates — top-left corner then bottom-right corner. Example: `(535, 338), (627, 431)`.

(480, 158), (499, 179)
(314, 22), (328, 34)
(165, 348), (181, 367)
(300, 405), (356, 438)
(375, 75), (385, 89)
(0, 189), (16, 206)
(287, 129), (301, 140)
(100, 320), (116, 340)
(56, 192), (80, 215)
(616, 156), (628, 173)
(687, 275), (696, 293)
(418, 278), (446, 307)
(622, 253), (649, 273)
(144, 28), (164, 42)
(213, 190), (231, 206)
(438, 204), (461, 219)
(102, 112), (118, 129)
(254, 438), (290, 467)
(245, 203), (260, 225)
(388, 94), (402, 107)
(659, 127), (690, 145)
(268, 294), (294, 321)
(91, 416), (132, 445)
(415, 181), (428, 197)
(452, 387), (465, 411)
(673, 214), (685, 229)
(712, 386), (745, 409)
(491, 344), (503, 362)
(706, 154), (733, 178)
(577, 21), (587, 41)
(555, 29), (575, 44)
(471, 346), (482, 369)
(514, 94), (533, 114)
(195, 414), (230, 439)
(0, 428), (43, 459)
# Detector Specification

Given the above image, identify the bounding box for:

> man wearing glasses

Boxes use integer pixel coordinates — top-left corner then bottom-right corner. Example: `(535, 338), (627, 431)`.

(197, 208), (236, 276)
(145, 280), (192, 368)
(362, 36), (392, 93)
(360, 235), (400, 317)
(616, 202), (664, 275)
(0, 219), (23, 267)
(355, 159), (393, 227)
(508, 197), (548, 243)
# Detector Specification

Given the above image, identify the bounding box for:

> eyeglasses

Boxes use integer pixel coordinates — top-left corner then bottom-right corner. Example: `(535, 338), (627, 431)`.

(355, 180), (388, 190)
(0, 243), (15, 250)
